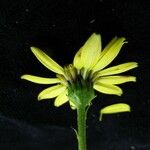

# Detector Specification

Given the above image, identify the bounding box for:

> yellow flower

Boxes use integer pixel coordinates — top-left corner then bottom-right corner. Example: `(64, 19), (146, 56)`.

(21, 33), (138, 108)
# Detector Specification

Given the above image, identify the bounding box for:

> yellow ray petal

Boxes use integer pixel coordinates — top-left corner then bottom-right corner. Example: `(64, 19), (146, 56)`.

(54, 90), (69, 107)
(93, 37), (127, 72)
(31, 47), (64, 74)
(38, 84), (66, 101)
(99, 103), (131, 121)
(95, 37), (118, 61)
(96, 62), (138, 76)
(21, 74), (61, 84)
(93, 82), (123, 96)
(73, 48), (83, 69)
(92, 36), (118, 71)
(81, 33), (101, 69)
(73, 33), (101, 70)
(95, 76), (136, 85)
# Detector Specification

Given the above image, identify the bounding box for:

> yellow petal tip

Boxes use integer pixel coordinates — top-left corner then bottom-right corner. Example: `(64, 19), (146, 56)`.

(37, 95), (42, 101)
(133, 77), (136, 82)
(20, 75), (25, 79)
(135, 62), (138, 67)
(118, 92), (123, 96)
(30, 46), (41, 54)
(54, 102), (61, 107)
(30, 46), (37, 51)
(20, 74), (29, 80)
(133, 62), (138, 69)
(118, 88), (123, 96)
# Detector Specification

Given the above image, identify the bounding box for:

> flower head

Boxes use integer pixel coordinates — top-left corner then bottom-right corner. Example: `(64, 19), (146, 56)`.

(21, 33), (138, 109)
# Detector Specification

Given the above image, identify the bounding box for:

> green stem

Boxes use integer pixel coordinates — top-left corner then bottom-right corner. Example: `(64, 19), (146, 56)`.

(77, 105), (87, 150)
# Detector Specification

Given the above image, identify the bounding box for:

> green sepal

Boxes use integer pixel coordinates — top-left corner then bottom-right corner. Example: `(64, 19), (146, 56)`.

(68, 77), (95, 108)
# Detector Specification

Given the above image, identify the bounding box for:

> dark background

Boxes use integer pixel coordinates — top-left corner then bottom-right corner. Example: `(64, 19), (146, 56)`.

(0, 0), (150, 150)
